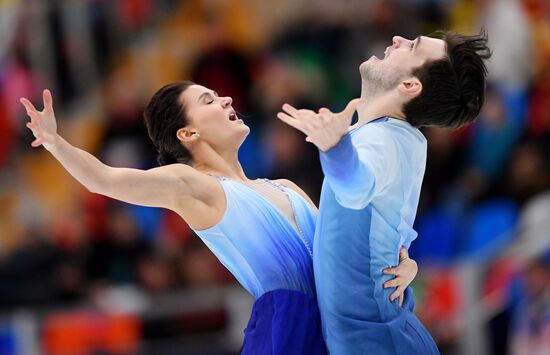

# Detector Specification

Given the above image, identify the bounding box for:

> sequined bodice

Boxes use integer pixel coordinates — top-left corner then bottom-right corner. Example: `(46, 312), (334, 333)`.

(241, 179), (302, 237)
(192, 175), (317, 298)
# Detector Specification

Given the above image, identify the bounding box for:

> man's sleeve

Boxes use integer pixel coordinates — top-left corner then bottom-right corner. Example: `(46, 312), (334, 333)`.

(319, 127), (396, 209)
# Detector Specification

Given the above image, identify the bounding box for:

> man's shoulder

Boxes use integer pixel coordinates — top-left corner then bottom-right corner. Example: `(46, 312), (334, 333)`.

(351, 121), (395, 144)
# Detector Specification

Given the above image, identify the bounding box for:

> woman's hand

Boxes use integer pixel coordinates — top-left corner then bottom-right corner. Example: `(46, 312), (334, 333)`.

(20, 89), (58, 151)
(383, 247), (418, 306)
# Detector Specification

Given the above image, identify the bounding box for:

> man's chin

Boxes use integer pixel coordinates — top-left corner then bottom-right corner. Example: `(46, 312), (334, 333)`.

(361, 55), (380, 66)
(367, 55), (382, 63)
(359, 58), (378, 77)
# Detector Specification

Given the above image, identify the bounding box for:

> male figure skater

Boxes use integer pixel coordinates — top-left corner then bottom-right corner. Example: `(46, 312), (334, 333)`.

(278, 31), (491, 354)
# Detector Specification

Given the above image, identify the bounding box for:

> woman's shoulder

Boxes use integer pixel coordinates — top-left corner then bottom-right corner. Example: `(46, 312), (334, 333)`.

(157, 165), (226, 231)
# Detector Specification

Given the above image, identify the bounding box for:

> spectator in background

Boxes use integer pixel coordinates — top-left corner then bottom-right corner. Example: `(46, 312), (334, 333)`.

(87, 203), (149, 286)
(467, 86), (521, 183)
(510, 252), (550, 355)
(505, 135), (550, 205)
(509, 193), (550, 355)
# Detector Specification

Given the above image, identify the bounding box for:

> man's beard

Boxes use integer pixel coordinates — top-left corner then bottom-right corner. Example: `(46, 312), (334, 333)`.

(360, 62), (408, 97)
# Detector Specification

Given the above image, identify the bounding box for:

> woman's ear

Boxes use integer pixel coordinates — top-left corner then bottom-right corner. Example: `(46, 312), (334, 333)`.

(177, 128), (200, 143)
(398, 78), (422, 97)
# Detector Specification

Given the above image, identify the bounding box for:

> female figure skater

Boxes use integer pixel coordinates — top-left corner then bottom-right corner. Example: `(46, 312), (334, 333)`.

(20, 81), (418, 354)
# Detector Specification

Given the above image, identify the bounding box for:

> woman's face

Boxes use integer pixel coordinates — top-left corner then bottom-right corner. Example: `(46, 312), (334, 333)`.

(179, 85), (249, 151)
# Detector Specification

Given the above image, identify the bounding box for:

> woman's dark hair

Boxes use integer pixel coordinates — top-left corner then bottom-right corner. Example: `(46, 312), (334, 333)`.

(403, 30), (492, 128)
(143, 81), (196, 166)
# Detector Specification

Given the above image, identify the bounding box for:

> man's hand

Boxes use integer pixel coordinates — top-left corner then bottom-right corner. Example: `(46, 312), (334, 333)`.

(383, 247), (418, 306)
(277, 98), (363, 152)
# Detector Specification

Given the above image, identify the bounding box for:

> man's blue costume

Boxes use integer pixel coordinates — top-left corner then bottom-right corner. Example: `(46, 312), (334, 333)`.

(314, 117), (440, 354)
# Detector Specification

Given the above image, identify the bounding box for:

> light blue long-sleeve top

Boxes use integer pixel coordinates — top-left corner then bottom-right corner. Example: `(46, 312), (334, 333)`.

(314, 117), (429, 354)
(193, 177), (316, 299)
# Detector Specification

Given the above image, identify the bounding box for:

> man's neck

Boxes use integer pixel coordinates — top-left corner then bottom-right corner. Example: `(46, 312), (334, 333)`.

(356, 88), (406, 126)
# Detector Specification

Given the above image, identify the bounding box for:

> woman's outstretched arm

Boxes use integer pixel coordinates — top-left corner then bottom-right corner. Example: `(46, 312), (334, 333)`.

(20, 89), (223, 229)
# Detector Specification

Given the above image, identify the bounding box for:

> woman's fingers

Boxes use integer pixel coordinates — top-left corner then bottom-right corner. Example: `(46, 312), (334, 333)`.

(31, 137), (43, 147)
(20, 90), (55, 115)
(20, 91), (55, 149)
(389, 286), (405, 302)
(20, 98), (39, 113)
(26, 123), (38, 135)
(20, 98), (43, 126)
(398, 293), (404, 307)
(27, 111), (42, 124)
(399, 247), (409, 261)
(383, 276), (401, 288)
(383, 266), (400, 276)
(384, 273), (411, 303)
(43, 89), (54, 113)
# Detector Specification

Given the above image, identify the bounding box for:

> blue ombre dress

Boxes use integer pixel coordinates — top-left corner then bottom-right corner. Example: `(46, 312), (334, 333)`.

(193, 176), (326, 354)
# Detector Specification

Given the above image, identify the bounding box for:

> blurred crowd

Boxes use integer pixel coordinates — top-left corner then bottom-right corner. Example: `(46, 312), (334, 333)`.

(0, 0), (549, 354)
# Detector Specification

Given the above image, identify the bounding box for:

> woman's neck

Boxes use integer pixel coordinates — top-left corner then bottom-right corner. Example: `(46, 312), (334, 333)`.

(191, 143), (248, 181)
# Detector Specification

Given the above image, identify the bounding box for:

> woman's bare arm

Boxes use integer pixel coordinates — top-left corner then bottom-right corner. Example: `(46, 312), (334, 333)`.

(21, 90), (224, 229)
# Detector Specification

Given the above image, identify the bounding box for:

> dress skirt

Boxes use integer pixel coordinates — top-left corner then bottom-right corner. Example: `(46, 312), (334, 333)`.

(241, 289), (327, 355)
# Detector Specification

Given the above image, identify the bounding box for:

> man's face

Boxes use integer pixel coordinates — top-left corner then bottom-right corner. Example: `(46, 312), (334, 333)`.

(360, 36), (447, 94)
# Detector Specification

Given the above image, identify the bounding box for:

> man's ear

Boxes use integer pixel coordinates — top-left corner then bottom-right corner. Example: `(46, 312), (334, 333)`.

(398, 78), (422, 97)
(176, 127), (200, 143)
